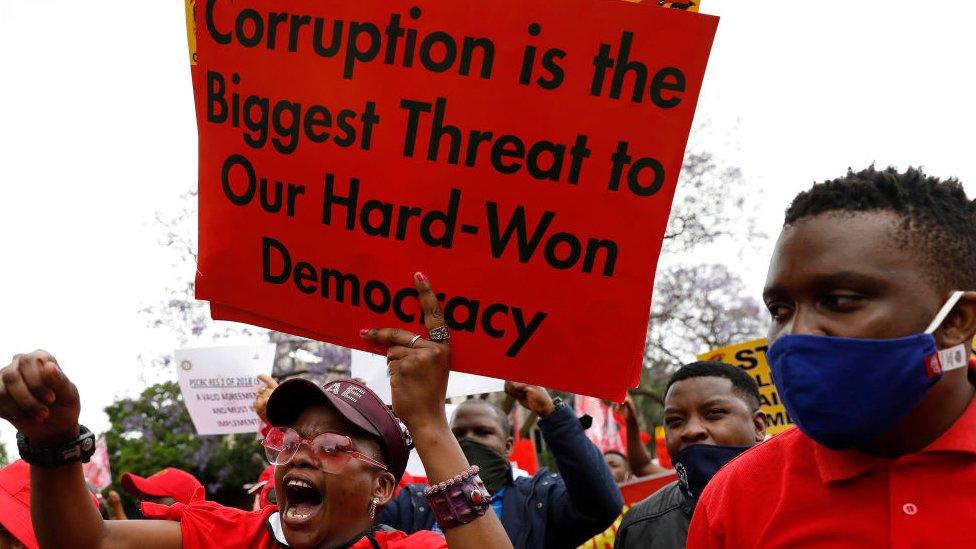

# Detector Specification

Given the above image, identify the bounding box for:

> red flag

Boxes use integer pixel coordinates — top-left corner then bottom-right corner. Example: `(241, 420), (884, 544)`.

(82, 437), (112, 491)
(576, 396), (626, 454)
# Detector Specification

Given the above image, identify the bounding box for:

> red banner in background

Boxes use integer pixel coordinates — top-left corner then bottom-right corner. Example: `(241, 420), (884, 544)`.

(192, 0), (718, 400)
(619, 470), (677, 505)
(82, 437), (112, 491)
(576, 395), (626, 453)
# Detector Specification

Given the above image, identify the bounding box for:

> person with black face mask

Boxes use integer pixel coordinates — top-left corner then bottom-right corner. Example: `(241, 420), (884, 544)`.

(615, 361), (767, 549)
(687, 167), (976, 548)
(380, 381), (624, 548)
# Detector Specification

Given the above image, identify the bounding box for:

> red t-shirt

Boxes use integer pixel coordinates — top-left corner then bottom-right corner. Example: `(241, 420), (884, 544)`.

(687, 395), (976, 548)
(142, 500), (446, 548)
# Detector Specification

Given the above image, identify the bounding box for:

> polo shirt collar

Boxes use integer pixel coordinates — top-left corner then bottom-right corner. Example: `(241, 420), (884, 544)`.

(814, 444), (887, 483)
(922, 391), (976, 453)
(815, 392), (976, 483)
(266, 512), (290, 546)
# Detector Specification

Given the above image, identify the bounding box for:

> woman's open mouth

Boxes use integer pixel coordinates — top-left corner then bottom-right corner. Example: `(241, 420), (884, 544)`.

(282, 477), (324, 526)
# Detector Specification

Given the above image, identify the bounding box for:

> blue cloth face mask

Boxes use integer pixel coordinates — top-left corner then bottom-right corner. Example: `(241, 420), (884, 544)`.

(672, 444), (751, 512)
(767, 290), (970, 450)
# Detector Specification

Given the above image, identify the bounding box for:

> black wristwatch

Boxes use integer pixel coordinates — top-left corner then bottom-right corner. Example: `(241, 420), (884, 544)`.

(17, 425), (96, 468)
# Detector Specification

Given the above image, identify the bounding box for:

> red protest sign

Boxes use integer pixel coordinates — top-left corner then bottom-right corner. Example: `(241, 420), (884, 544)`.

(191, 0), (718, 400)
(619, 471), (678, 506)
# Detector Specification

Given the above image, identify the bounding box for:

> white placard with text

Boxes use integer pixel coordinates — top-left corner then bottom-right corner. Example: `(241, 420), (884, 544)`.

(176, 344), (276, 435)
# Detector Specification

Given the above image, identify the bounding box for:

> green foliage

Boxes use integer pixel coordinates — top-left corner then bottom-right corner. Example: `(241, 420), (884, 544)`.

(103, 381), (265, 511)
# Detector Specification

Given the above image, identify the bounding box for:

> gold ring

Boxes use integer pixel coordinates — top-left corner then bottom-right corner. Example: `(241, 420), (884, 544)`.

(409, 335), (422, 348)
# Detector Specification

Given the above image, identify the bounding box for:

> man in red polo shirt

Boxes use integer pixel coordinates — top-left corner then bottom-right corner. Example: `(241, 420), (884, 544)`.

(687, 166), (976, 548)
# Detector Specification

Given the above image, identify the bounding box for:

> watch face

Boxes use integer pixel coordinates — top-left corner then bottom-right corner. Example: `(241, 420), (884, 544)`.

(83, 438), (94, 451)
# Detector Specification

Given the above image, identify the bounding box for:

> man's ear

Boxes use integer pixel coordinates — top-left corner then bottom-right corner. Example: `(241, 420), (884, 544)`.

(753, 410), (768, 443)
(505, 436), (515, 458)
(372, 472), (396, 506)
(938, 291), (976, 349)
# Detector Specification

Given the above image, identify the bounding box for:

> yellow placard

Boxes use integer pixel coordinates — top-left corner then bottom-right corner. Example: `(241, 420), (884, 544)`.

(698, 338), (794, 436)
(185, 0), (197, 65)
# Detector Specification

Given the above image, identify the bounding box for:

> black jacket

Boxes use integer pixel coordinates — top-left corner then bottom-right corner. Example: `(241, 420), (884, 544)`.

(614, 481), (690, 549)
(379, 402), (623, 548)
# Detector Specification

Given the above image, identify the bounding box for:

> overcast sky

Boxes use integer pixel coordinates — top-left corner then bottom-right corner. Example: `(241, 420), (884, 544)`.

(1, 1), (974, 456)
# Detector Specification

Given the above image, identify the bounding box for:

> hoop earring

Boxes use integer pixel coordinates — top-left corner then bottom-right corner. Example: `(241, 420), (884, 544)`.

(368, 497), (378, 520)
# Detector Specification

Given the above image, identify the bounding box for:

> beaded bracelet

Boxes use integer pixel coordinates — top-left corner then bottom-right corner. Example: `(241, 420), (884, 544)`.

(424, 465), (480, 496)
(424, 465), (490, 530)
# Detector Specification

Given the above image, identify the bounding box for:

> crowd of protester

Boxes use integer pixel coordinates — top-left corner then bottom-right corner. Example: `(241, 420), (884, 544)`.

(0, 166), (974, 547)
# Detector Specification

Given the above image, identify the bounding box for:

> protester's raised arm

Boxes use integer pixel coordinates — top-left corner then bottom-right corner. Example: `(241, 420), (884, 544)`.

(507, 382), (622, 547)
(0, 351), (181, 549)
(615, 395), (666, 477)
(363, 273), (512, 549)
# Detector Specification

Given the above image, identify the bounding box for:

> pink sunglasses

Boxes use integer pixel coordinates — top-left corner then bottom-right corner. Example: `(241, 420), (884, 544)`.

(262, 427), (387, 473)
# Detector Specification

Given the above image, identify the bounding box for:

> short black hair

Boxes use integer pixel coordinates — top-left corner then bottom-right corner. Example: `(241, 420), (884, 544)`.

(666, 361), (761, 412)
(784, 166), (976, 290)
(456, 398), (514, 437)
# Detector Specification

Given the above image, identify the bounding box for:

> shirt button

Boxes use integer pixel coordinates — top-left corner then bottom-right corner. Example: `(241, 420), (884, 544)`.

(903, 503), (918, 515)
(536, 502), (543, 509)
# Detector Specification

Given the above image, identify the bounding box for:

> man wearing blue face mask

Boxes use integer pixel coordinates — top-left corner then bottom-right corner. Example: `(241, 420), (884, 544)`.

(687, 166), (976, 548)
(615, 361), (767, 549)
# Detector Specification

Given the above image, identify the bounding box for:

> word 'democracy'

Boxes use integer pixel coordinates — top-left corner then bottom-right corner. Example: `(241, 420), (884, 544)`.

(192, 0), (718, 400)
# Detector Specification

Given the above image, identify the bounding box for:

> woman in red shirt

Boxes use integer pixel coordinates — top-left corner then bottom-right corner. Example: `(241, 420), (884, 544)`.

(0, 274), (511, 549)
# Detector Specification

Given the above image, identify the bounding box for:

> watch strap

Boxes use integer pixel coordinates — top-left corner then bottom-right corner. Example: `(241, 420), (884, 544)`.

(17, 425), (96, 468)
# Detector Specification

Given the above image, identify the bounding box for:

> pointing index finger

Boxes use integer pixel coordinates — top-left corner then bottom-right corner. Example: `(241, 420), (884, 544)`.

(414, 272), (446, 335)
(257, 374), (278, 389)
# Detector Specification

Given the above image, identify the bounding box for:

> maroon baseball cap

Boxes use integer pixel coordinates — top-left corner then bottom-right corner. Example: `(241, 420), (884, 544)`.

(266, 378), (411, 482)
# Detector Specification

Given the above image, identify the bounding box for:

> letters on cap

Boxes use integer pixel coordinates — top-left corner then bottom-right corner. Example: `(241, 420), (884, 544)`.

(342, 385), (366, 403)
